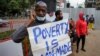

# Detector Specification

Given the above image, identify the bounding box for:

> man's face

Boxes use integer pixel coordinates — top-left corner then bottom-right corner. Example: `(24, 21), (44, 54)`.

(35, 6), (47, 17)
(59, 12), (63, 17)
(58, 11), (63, 19)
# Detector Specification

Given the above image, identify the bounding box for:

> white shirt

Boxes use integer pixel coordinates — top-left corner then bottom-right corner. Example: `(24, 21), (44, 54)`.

(46, 14), (56, 22)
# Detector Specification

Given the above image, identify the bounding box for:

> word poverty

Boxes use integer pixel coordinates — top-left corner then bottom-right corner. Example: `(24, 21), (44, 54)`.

(33, 22), (69, 44)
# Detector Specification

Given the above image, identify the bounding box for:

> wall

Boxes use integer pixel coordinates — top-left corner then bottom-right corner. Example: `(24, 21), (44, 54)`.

(57, 8), (100, 29)
(0, 40), (23, 56)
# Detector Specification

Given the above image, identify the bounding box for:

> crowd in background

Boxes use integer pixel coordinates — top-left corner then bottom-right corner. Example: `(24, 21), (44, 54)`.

(69, 12), (95, 53)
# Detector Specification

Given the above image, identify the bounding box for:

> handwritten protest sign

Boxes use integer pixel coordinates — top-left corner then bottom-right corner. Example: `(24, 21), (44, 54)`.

(27, 19), (72, 56)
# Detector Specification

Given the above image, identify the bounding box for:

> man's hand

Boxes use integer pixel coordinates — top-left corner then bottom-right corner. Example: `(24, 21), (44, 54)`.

(29, 9), (36, 20)
(24, 9), (36, 27)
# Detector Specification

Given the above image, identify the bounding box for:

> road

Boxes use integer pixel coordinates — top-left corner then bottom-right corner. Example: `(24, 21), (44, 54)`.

(71, 29), (100, 56)
(0, 19), (29, 32)
(0, 40), (23, 56)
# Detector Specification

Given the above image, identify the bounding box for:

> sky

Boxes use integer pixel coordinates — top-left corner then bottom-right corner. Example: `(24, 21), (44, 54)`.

(66, 0), (85, 7)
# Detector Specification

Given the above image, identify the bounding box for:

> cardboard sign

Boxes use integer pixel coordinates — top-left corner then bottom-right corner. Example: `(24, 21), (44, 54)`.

(27, 19), (72, 56)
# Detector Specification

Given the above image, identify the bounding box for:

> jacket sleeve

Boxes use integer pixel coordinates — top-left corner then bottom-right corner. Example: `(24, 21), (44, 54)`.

(76, 21), (80, 37)
(10, 25), (28, 43)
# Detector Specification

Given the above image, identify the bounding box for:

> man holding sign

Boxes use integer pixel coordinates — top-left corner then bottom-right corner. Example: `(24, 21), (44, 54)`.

(11, 1), (48, 56)
(11, 1), (72, 56)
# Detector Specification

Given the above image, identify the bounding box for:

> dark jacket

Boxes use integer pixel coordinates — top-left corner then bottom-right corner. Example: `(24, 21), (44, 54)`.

(10, 19), (47, 56)
(89, 17), (95, 23)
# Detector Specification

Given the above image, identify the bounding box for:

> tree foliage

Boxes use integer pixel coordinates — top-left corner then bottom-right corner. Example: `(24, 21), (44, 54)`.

(0, 0), (35, 16)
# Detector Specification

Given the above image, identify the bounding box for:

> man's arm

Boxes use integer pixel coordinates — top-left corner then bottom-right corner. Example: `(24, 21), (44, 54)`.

(10, 10), (35, 43)
(10, 26), (28, 43)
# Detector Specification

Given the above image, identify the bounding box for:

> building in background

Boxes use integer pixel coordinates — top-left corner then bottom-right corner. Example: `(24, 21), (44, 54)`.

(77, 3), (85, 8)
(85, 0), (96, 8)
(56, 0), (65, 9)
(96, 0), (100, 10)
(56, 0), (71, 9)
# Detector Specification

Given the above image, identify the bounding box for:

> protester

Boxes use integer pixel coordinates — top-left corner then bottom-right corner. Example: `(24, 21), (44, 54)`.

(10, 1), (48, 56)
(89, 14), (95, 30)
(69, 18), (76, 44)
(76, 12), (88, 53)
(55, 10), (63, 21)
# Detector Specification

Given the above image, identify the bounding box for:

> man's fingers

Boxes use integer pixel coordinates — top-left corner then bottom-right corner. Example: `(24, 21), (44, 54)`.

(29, 10), (36, 20)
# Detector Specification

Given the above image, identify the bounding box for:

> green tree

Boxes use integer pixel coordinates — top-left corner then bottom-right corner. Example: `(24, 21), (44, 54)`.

(0, 0), (35, 17)
(8, 0), (20, 15)
(0, 0), (10, 16)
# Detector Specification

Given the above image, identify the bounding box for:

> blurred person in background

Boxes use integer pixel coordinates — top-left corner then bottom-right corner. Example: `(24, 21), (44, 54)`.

(55, 10), (63, 21)
(76, 12), (88, 53)
(69, 18), (76, 45)
(89, 14), (95, 30)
